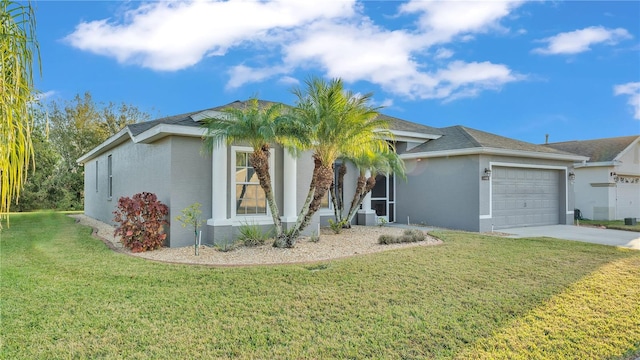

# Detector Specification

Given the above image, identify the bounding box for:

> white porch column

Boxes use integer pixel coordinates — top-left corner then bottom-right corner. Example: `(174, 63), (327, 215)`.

(357, 170), (377, 225)
(282, 150), (297, 223)
(361, 170), (373, 211)
(208, 143), (232, 226)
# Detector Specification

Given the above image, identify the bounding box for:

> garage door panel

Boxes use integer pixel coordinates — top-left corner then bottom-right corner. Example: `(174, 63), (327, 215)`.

(493, 167), (560, 229)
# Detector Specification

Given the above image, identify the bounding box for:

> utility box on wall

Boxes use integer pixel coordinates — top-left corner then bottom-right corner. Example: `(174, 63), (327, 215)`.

(624, 218), (637, 226)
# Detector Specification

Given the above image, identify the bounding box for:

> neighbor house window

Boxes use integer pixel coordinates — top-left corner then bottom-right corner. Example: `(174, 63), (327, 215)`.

(107, 155), (113, 199)
(234, 150), (267, 216)
(95, 160), (99, 192)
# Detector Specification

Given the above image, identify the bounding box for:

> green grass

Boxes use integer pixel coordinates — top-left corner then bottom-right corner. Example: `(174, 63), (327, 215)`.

(2, 212), (639, 359)
(578, 219), (640, 232)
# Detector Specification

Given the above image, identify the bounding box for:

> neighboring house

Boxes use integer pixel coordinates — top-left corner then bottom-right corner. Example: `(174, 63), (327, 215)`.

(78, 100), (586, 247)
(545, 135), (640, 221)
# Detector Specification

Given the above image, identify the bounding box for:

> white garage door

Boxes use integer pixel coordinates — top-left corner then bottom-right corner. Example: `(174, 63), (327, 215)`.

(492, 167), (561, 229)
(616, 181), (640, 219)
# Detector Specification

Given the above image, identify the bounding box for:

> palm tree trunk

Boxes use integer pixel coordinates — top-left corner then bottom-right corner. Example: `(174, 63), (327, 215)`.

(284, 155), (333, 246)
(346, 175), (376, 224)
(249, 146), (283, 238)
(330, 162), (347, 224)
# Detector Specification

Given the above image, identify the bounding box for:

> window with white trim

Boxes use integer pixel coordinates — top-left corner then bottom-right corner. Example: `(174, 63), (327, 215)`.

(233, 149), (268, 216)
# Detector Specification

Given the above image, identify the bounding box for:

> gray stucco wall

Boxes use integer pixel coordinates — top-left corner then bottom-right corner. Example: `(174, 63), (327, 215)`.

(168, 137), (212, 247)
(397, 155), (481, 231)
(83, 136), (212, 248)
(84, 138), (172, 227)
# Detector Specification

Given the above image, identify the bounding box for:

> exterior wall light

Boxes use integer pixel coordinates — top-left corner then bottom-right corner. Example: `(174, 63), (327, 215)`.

(482, 168), (491, 180)
(568, 171), (576, 184)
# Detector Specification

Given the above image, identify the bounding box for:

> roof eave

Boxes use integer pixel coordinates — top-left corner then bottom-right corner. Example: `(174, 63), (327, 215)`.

(400, 147), (589, 162)
(77, 124), (206, 164)
(135, 124), (206, 144)
(77, 128), (132, 164)
(613, 136), (640, 162)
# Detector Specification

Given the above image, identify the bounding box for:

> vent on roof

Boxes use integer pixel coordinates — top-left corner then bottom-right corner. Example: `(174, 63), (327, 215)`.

(190, 110), (228, 122)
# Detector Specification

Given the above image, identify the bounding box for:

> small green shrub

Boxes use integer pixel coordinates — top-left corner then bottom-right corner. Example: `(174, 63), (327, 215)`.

(237, 222), (271, 247)
(309, 230), (320, 243)
(403, 229), (426, 242)
(328, 219), (347, 234)
(379, 229), (426, 245)
(113, 192), (169, 253)
(215, 239), (238, 252)
(378, 234), (398, 244)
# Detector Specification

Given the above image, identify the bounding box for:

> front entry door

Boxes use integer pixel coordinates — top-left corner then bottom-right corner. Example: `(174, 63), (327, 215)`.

(370, 173), (395, 223)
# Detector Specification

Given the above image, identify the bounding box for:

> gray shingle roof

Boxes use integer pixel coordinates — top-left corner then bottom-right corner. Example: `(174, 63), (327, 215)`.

(544, 135), (639, 162)
(407, 125), (576, 155)
(126, 100), (444, 137)
(377, 114), (444, 135)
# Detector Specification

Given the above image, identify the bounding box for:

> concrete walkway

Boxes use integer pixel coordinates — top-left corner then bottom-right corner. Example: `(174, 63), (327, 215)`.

(503, 225), (640, 250)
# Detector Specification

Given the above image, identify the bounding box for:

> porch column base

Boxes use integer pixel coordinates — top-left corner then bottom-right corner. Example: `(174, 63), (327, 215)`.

(357, 210), (377, 226)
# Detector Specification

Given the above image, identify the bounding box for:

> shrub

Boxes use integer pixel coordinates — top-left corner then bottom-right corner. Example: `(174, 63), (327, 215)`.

(113, 192), (169, 253)
(237, 222), (271, 247)
(328, 219), (347, 234)
(309, 230), (320, 243)
(378, 229), (427, 245)
(378, 234), (398, 245)
(403, 229), (426, 242)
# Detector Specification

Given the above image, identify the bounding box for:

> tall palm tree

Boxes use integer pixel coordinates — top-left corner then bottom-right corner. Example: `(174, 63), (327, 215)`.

(280, 77), (392, 246)
(343, 149), (405, 226)
(202, 98), (306, 243)
(1, 0), (39, 224)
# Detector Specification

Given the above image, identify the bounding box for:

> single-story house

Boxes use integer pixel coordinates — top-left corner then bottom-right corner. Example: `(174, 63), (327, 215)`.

(545, 135), (640, 221)
(78, 100), (587, 247)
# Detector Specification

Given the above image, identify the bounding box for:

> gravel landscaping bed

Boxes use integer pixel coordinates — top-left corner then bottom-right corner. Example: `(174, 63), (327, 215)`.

(71, 214), (442, 266)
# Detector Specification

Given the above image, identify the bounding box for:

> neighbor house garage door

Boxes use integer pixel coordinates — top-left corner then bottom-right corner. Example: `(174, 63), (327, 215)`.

(492, 167), (561, 229)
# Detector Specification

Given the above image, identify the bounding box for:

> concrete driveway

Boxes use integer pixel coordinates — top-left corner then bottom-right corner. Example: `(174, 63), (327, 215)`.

(504, 225), (640, 250)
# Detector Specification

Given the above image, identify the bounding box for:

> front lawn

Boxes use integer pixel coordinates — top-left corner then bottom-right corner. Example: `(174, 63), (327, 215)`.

(2, 212), (639, 359)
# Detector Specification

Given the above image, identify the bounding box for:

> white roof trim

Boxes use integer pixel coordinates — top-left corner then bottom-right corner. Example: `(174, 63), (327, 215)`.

(613, 136), (640, 162)
(400, 147), (589, 162)
(77, 124), (207, 164)
(190, 110), (228, 122)
(383, 129), (441, 142)
(77, 128), (132, 164)
(134, 124), (206, 143)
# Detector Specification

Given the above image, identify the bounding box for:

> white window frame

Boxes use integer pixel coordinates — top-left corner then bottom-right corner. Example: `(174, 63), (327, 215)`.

(231, 146), (274, 224)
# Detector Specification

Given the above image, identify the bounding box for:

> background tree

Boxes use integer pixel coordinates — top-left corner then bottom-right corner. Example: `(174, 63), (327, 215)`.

(280, 77), (392, 247)
(12, 92), (152, 210)
(0, 0), (39, 222)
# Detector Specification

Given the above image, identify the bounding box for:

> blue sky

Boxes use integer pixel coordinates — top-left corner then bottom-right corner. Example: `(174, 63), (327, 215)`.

(34, 0), (639, 144)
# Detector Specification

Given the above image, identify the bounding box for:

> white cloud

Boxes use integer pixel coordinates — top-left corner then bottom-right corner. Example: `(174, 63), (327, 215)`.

(614, 82), (640, 120)
(533, 26), (632, 55)
(65, 0), (525, 102)
(434, 48), (454, 60)
(398, 0), (525, 45)
(65, 0), (356, 71)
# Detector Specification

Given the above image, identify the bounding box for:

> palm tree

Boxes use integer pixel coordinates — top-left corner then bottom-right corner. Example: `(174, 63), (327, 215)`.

(343, 149), (405, 226)
(201, 99), (306, 243)
(280, 77), (392, 246)
(1, 0), (40, 224)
